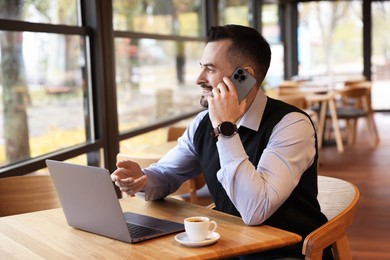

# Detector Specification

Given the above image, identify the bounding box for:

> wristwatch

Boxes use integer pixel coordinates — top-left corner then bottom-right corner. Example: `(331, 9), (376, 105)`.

(211, 121), (238, 138)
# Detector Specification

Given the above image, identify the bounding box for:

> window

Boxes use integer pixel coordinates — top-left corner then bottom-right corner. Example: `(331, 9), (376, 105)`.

(297, 1), (363, 78)
(115, 39), (204, 131)
(0, 1), (79, 25)
(261, 4), (284, 88)
(219, 0), (250, 26)
(371, 1), (390, 110)
(0, 1), (92, 170)
(113, 0), (205, 155)
(1, 0), (388, 177)
(113, 0), (203, 37)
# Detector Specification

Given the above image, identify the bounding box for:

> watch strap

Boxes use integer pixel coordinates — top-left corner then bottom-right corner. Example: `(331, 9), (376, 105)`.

(210, 122), (237, 138)
(211, 127), (220, 138)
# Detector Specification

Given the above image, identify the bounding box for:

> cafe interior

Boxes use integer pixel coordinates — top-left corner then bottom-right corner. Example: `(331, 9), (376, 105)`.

(0, 0), (389, 259)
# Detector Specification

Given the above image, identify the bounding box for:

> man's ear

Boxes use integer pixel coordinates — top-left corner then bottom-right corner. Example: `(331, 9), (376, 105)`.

(243, 66), (255, 77)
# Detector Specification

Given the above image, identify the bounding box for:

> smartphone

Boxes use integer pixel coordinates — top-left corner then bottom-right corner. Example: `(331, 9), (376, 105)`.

(229, 67), (257, 102)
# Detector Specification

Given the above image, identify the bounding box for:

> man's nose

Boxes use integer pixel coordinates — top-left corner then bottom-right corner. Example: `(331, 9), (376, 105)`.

(196, 70), (206, 85)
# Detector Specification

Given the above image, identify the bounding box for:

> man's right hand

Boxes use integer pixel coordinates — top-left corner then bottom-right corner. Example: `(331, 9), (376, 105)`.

(110, 160), (148, 196)
(208, 77), (246, 129)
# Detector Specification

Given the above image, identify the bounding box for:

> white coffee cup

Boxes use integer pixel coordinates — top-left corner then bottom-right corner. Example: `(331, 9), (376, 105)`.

(184, 216), (217, 242)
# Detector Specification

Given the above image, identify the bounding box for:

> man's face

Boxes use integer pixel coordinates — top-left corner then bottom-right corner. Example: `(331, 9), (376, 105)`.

(196, 39), (235, 108)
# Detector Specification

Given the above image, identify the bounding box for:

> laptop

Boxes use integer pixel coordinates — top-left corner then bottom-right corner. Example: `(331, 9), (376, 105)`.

(45, 159), (184, 243)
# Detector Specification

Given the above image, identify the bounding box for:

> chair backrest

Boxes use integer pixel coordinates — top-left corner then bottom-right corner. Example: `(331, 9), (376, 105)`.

(278, 80), (301, 95)
(339, 85), (371, 112)
(302, 176), (360, 260)
(167, 126), (187, 142)
(344, 80), (370, 88)
(343, 81), (373, 111)
(341, 84), (371, 97)
(344, 77), (367, 87)
(0, 175), (61, 217)
(278, 93), (308, 110)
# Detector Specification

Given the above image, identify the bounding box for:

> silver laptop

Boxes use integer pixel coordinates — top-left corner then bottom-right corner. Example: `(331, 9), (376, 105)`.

(46, 159), (184, 243)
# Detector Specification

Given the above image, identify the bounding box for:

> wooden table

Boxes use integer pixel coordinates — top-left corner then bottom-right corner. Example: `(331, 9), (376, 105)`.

(289, 79), (345, 153)
(275, 90), (344, 153)
(306, 93), (344, 153)
(0, 197), (301, 259)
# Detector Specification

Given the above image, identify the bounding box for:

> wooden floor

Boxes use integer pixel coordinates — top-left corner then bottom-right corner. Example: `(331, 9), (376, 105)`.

(318, 112), (390, 260)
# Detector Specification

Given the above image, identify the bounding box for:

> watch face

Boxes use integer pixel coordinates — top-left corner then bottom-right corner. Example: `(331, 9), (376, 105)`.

(220, 122), (236, 136)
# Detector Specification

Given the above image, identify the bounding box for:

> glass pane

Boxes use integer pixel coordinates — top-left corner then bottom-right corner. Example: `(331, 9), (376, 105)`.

(120, 128), (168, 155)
(34, 153), (91, 176)
(371, 2), (390, 110)
(298, 1), (363, 78)
(0, 32), (89, 167)
(261, 4), (284, 88)
(115, 38), (204, 133)
(119, 119), (193, 155)
(0, 0), (79, 25)
(113, 0), (204, 37)
(219, 0), (250, 26)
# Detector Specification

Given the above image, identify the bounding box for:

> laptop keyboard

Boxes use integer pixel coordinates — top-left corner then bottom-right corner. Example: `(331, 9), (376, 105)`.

(126, 222), (165, 238)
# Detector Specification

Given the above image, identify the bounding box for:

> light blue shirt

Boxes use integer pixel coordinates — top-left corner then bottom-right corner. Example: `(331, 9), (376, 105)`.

(143, 90), (316, 225)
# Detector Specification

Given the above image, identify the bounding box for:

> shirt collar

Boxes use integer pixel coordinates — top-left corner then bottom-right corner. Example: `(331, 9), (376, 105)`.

(237, 90), (267, 131)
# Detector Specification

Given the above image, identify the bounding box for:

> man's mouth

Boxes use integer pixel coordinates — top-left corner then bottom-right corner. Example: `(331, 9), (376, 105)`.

(200, 85), (213, 95)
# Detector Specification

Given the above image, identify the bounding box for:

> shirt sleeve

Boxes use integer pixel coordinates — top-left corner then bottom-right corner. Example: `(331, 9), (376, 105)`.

(216, 112), (316, 225)
(141, 111), (206, 201)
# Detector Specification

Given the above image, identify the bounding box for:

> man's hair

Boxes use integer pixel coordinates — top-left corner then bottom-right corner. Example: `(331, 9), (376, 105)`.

(207, 24), (271, 83)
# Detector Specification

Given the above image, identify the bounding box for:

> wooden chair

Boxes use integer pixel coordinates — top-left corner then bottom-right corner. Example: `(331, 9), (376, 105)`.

(328, 85), (379, 147)
(342, 81), (374, 114)
(278, 93), (308, 110)
(0, 175), (61, 217)
(278, 80), (301, 95)
(344, 76), (367, 87)
(302, 176), (360, 260)
(167, 126), (187, 142)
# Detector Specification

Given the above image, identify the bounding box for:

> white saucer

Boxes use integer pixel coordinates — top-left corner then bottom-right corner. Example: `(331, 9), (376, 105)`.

(175, 232), (220, 247)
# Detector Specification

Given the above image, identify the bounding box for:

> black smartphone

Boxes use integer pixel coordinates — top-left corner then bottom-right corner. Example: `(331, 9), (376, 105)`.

(229, 67), (257, 102)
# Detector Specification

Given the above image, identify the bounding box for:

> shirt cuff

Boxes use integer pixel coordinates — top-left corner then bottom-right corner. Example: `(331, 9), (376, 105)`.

(216, 134), (247, 166)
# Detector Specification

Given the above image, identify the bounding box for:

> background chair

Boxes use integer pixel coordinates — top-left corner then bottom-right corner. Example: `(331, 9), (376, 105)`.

(278, 93), (308, 110)
(326, 85), (379, 147)
(0, 175), (61, 217)
(277, 80), (301, 95)
(342, 80), (373, 108)
(344, 76), (367, 87)
(302, 176), (360, 260)
(167, 126), (187, 142)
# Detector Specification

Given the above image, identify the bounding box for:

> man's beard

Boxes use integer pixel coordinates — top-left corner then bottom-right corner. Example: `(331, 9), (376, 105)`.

(200, 95), (208, 108)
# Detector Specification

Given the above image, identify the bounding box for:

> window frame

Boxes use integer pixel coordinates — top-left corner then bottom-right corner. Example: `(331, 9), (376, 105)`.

(0, 0), (387, 178)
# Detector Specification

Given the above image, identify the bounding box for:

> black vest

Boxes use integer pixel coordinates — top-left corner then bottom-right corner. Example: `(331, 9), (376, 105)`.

(193, 97), (328, 239)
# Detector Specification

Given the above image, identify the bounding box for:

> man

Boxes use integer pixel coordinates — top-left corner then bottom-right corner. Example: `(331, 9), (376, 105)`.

(112, 25), (331, 259)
